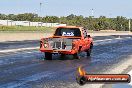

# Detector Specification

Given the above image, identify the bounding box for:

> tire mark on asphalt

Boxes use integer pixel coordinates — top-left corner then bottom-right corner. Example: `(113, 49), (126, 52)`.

(0, 51), (42, 66)
(0, 71), (55, 88)
(0, 37), (132, 88)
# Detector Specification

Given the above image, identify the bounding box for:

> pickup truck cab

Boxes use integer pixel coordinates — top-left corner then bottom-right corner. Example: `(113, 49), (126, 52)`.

(40, 26), (93, 60)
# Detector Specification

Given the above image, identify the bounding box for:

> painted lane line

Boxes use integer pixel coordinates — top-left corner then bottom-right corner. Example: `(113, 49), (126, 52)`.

(0, 37), (131, 53)
(0, 39), (121, 53)
(94, 37), (131, 43)
(94, 38), (116, 42)
(0, 47), (39, 53)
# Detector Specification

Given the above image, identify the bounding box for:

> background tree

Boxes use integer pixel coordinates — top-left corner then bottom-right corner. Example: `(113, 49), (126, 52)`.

(0, 13), (131, 31)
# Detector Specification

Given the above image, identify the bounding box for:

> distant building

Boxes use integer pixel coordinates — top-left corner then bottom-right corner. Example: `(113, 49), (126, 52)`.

(0, 20), (66, 27)
(30, 22), (43, 26)
(0, 20), (15, 26)
(14, 21), (30, 26)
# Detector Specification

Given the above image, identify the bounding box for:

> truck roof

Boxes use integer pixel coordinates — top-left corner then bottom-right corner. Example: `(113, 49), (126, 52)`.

(57, 26), (83, 29)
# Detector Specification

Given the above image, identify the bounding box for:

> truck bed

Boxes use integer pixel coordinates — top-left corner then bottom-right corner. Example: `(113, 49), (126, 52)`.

(45, 38), (79, 50)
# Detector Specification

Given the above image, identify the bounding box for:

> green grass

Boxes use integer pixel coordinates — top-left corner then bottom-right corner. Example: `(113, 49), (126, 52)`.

(0, 26), (55, 32)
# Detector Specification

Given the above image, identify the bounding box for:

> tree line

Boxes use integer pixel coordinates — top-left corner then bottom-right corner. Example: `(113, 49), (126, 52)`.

(0, 13), (131, 31)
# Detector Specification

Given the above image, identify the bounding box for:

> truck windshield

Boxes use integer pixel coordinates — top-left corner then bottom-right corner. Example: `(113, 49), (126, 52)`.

(54, 28), (81, 37)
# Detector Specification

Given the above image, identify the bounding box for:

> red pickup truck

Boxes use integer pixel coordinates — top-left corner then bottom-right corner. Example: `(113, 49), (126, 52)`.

(40, 26), (93, 60)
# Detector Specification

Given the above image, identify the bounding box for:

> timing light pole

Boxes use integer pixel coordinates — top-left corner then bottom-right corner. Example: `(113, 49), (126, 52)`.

(40, 2), (42, 27)
(91, 9), (94, 17)
(40, 2), (42, 17)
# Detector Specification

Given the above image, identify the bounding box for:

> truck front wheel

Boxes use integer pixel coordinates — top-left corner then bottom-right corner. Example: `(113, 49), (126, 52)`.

(45, 52), (52, 60)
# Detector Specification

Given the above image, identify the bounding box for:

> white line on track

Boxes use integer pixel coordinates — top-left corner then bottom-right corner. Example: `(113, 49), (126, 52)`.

(94, 37), (130, 43)
(0, 47), (39, 53)
(0, 37), (131, 53)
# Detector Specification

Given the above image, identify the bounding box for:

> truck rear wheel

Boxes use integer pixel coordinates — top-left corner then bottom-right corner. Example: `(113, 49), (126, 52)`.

(73, 53), (79, 59)
(86, 43), (93, 56)
(86, 49), (91, 56)
(45, 52), (52, 60)
(60, 54), (66, 58)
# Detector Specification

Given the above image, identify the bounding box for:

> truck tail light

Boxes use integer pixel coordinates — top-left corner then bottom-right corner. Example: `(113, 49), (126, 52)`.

(44, 39), (48, 44)
(44, 43), (48, 48)
(43, 39), (49, 48)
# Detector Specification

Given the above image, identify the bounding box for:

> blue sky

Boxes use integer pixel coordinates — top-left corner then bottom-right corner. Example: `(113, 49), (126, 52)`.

(0, 0), (132, 18)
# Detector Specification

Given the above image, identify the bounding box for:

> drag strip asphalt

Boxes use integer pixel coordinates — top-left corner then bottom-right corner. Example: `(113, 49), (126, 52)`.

(0, 35), (132, 88)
